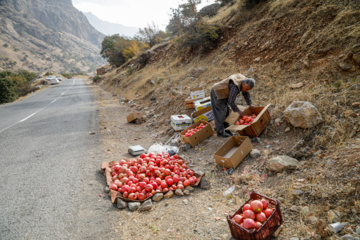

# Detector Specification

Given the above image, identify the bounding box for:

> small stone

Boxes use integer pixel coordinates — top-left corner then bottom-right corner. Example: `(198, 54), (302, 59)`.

(200, 177), (211, 190)
(350, 84), (360, 90)
(194, 170), (204, 176)
(183, 199), (189, 205)
(328, 210), (341, 223)
(344, 110), (357, 117)
(301, 206), (310, 220)
(285, 127), (291, 132)
(293, 190), (303, 196)
(357, 226), (360, 234)
(152, 193), (164, 202)
(116, 199), (128, 209)
(250, 137), (260, 143)
(290, 238), (299, 240)
(164, 191), (174, 199)
(341, 235), (360, 240)
(138, 200), (153, 211)
(183, 190), (190, 195)
(275, 118), (282, 124)
(104, 186), (110, 193)
(352, 102), (360, 108)
(328, 222), (344, 233)
(175, 189), (184, 196)
(307, 214), (318, 226)
(185, 186), (195, 192)
(128, 202), (141, 211)
(250, 149), (261, 159)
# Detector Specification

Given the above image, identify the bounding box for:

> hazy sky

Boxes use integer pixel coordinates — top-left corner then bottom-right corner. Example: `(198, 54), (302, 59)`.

(71, 0), (216, 30)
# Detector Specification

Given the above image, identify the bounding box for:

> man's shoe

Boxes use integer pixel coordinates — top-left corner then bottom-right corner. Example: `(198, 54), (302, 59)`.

(225, 130), (233, 136)
(217, 132), (232, 137)
(224, 122), (230, 128)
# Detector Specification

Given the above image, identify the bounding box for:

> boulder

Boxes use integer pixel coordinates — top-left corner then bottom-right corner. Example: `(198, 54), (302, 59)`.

(152, 193), (164, 202)
(116, 199), (128, 209)
(128, 202), (141, 211)
(266, 155), (300, 172)
(284, 101), (323, 128)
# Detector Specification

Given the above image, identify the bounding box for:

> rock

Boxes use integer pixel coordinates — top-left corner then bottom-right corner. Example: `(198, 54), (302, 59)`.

(254, 57), (261, 62)
(104, 186), (110, 193)
(353, 53), (360, 65)
(350, 84), (360, 90)
(344, 110), (357, 117)
(194, 170), (204, 176)
(338, 61), (356, 71)
(292, 190), (303, 196)
(289, 82), (304, 89)
(341, 235), (360, 240)
(307, 214), (319, 226)
(164, 191), (174, 199)
(275, 118), (282, 124)
(316, 219), (329, 238)
(285, 127), (291, 132)
(138, 199), (153, 211)
(180, 144), (192, 152)
(357, 226), (360, 234)
(328, 210), (341, 223)
(250, 149), (261, 158)
(185, 186), (195, 192)
(175, 189), (184, 196)
(116, 199), (128, 209)
(329, 222), (344, 233)
(251, 137), (260, 143)
(183, 189), (190, 195)
(300, 206), (310, 220)
(290, 238), (299, 240)
(284, 101), (323, 128)
(266, 155), (300, 172)
(128, 202), (141, 211)
(183, 199), (189, 205)
(152, 193), (164, 202)
(352, 102), (360, 108)
(200, 177), (211, 190)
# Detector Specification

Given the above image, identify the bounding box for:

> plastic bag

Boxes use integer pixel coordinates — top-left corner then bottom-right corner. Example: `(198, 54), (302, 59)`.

(147, 143), (179, 155)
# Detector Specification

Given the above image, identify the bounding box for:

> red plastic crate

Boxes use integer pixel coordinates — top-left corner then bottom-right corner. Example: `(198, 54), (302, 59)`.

(227, 191), (283, 240)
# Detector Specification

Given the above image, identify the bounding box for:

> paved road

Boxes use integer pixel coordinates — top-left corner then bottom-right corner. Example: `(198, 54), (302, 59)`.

(0, 79), (116, 240)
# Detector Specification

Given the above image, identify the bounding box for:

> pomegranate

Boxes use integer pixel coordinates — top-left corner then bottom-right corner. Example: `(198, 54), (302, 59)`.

(243, 218), (256, 229)
(243, 210), (255, 220)
(261, 199), (269, 210)
(250, 200), (263, 213)
(255, 212), (267, 222)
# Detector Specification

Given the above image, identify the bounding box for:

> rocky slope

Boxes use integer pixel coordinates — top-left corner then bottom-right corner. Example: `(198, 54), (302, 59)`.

(94, 0), (360, 239)
(0, 0), (106, 74)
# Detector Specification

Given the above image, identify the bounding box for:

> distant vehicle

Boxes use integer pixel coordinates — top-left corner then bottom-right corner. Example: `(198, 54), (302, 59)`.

(56, 76), (62, 81)
(50, 78), (59, 85)
(46, 76), (55, 81)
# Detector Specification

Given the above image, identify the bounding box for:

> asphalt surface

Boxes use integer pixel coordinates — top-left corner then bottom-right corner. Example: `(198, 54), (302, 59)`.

(0, 79), (117, 240)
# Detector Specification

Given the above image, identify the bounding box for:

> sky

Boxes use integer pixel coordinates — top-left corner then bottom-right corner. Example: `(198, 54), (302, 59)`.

(72, 0), (217, 30)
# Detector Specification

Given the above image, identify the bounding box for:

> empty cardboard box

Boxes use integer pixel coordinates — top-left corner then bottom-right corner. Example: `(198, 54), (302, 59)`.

(214, 136), (253, 169)
(225, 104), (271, 137)
(181, 120), (214, 147)
(127, 112), (143, 123)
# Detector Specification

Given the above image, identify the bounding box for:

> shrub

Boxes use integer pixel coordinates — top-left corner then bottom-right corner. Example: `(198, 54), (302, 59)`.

(3, 43), (9, 48)
(0, 76), (17, 104)
(92, 75), (102, 83)
(176, 21), (221, 54)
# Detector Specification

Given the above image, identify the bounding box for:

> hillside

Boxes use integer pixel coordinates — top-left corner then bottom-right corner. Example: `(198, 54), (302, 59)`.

(0, 0), (106, 74)
(83, 12), (139, 37)
(93, 0), (360, 239)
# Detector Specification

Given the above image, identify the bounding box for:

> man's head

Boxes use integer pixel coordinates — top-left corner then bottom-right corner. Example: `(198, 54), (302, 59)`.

(241, 78), (255, 92)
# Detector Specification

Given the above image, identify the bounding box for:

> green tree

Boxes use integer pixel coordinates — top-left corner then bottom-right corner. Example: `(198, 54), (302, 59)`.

(0, 77), (17, 103)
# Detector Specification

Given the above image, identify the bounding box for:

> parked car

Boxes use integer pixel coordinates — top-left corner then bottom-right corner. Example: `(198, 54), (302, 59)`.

(50, 78), (59, 85)
(56, 76), (62, 81)
(46, 76), (55, 81)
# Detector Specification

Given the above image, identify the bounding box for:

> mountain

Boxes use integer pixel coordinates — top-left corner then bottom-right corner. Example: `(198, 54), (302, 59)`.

(0, 0), (106, 74)
(83, 12), (139, 37)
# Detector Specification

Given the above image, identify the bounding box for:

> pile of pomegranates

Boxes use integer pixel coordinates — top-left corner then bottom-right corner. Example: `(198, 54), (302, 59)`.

(235, 114), (257, 125)
(109, 153), (198, 201)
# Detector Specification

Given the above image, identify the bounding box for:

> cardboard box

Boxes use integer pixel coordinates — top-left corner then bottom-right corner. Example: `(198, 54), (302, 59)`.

(180, 120), (214, 147)
(191, 106), (214, 122)
(127, 112), (143, 123)
(194, 96), (211, 111)
(190, 87), (205, 100)
(170, 114), (192, 131)
(185, 98), (197, 109)
(225, 104), (271, 137)
(214, 136), (253, 169)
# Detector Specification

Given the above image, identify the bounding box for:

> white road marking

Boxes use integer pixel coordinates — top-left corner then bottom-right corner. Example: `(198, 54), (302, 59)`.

(0, 79), (76, 134)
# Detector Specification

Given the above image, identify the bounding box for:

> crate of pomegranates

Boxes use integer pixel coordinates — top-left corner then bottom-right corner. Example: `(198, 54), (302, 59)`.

(227, 191), (283, 240)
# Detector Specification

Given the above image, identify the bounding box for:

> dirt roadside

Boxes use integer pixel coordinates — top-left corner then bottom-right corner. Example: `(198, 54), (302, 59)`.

(86, 77), (324, 240)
